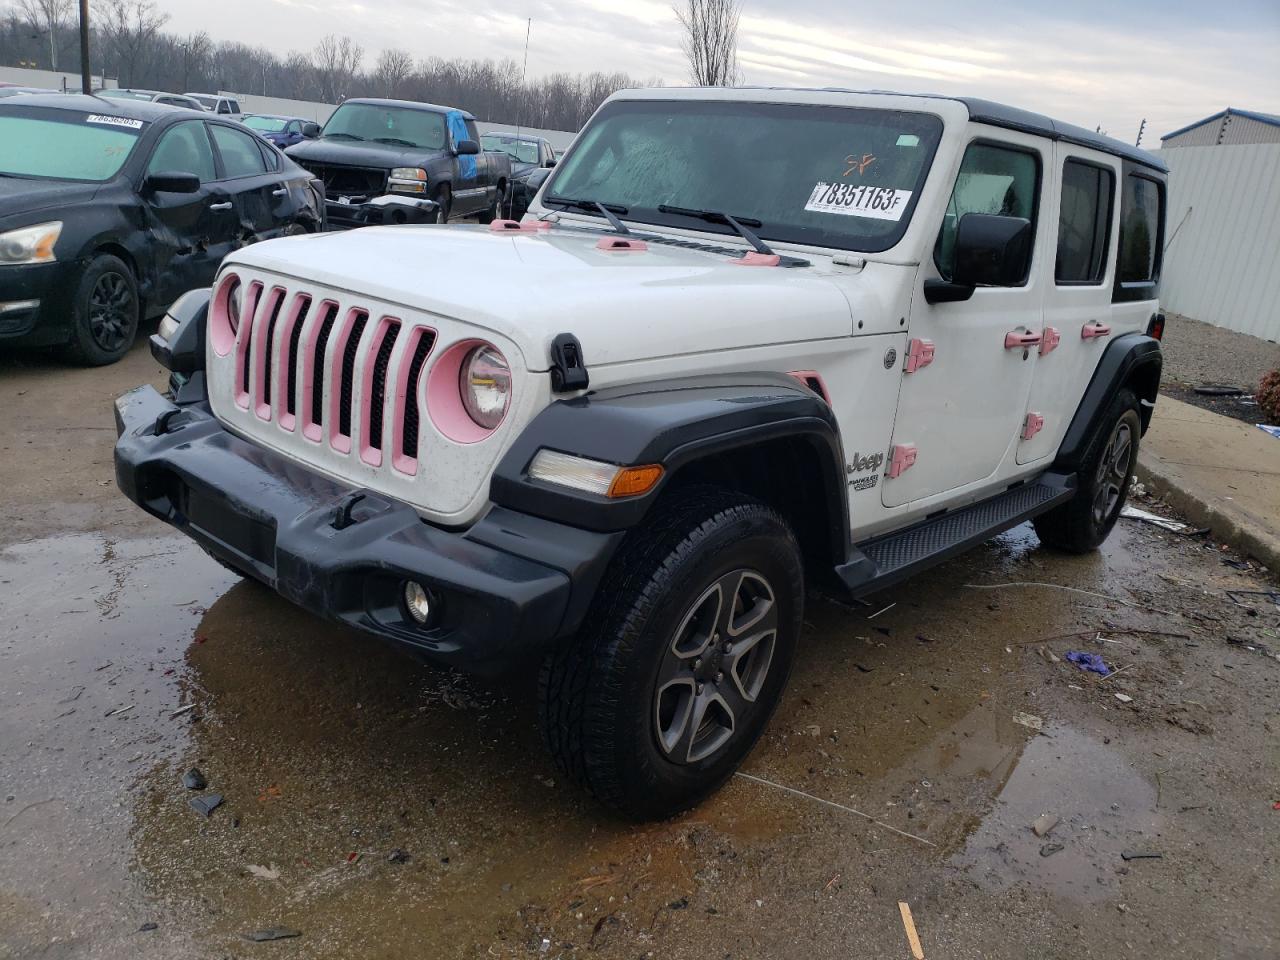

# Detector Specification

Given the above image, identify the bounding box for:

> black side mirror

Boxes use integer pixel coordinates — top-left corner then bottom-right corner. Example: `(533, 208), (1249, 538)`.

(925, 213), (1033, 304)
(545, 157), (557, 168)
(145, 171), (201, 194)
(455, 139), (480, 156)
(301, 122), (320, 139)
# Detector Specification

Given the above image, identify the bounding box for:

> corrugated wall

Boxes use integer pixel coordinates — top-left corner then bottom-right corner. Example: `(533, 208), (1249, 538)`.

(1165, 115), (1280, 148)
(1158, 144), (1280, 341)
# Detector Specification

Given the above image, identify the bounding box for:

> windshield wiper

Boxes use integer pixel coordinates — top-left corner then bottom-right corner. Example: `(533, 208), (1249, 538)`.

(325, 132), (365, 141)
(373, 136), (418, 147)
(657, 205), (773, 255)
(542, 196), (630, 234)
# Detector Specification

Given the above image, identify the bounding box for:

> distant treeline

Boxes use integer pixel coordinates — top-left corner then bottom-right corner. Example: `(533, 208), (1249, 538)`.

(0, 0), (656, 129)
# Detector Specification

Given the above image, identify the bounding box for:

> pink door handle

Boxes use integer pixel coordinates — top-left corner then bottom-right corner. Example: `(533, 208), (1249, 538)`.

(1004, 330), (1042, 349)
(1081, 321), (1112, 339)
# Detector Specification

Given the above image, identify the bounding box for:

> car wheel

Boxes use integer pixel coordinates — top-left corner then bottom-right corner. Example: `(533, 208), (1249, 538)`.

(539, 488), (803, 820)
(1034, 388), (1142, 553)
(476, 183), (504, 224)
(431, 185), (451, 224)
(61, 253), (140, 366)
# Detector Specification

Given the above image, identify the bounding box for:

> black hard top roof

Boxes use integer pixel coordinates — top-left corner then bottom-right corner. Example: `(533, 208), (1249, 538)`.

(339, 97), (475, 120)
(3, 93), (191, 121)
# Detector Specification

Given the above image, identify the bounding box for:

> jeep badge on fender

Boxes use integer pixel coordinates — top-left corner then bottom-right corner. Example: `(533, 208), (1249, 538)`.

(115, 86), (1166, 821)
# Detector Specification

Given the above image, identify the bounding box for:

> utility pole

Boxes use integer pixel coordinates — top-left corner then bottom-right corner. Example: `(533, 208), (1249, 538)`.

(77, 0), (90, 94)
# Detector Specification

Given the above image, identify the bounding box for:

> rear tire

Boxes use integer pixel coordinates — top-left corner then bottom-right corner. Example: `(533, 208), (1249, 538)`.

(539, 488), (803, 820)
(1034, 388), (1142, 553)
(476, 182), (505, 224)
(61, 254), (139, 366)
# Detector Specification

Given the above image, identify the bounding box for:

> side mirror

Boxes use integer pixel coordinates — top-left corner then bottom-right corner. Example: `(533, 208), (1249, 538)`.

(301, 122), (321, 139)
(926, 213), (1033, 304)
(455, 139), (480, 156)
(145, 171), (201, 194)
(545, 157), (557, 168)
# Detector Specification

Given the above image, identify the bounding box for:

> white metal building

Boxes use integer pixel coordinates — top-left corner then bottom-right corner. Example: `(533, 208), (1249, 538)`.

(1157, 108), (1280, 341)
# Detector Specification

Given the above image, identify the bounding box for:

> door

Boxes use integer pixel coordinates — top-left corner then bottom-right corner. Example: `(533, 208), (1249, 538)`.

(884, 134), (1050, 508)
(446, 111), (483, 215)
(209, 122), (280, 241)
(1019, 149), (1120, 463)
(142, 119), (237, 306)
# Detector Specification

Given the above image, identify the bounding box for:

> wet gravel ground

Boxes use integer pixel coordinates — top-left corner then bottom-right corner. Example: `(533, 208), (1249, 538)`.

(2, 341), (1279, 960)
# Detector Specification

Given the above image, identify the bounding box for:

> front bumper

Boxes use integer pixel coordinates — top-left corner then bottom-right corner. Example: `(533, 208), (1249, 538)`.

(323, 194), (440, 231)
(0, 260), (78, 346)
(113, 385), (620, 672)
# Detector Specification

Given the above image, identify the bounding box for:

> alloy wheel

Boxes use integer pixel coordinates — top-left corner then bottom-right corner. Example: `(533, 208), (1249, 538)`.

(87, 271), (134, 353)
(653, 569), (778, 764)
(1092, 419), (1133, 526)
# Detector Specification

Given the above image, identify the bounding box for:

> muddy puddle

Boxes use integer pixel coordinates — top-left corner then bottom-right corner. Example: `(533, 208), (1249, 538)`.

(2, 520), (1277, 958)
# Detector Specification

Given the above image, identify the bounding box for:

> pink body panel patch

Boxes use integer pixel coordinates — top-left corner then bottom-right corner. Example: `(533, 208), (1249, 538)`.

(731, 251), (781, 267)
(787, 370), (830, 403)
(1039, 326), (1061, 355)
(886, 443), (918, 478)
(1022, 412), (1045, 440)
(904, 338), (936, 373)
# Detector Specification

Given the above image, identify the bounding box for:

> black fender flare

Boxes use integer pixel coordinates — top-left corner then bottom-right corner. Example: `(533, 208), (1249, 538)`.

(1055, 332), (1162, 471)
(490, 373), (851, 555)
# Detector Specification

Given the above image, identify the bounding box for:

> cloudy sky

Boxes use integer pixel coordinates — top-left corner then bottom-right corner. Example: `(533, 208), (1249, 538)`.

(166, 0), (1280, 141)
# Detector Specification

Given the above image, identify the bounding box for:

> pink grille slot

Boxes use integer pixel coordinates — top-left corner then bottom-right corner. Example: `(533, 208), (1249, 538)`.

(233, 281), (264, 409)
(275, 293), (312, 432)
(299, 300), (339, 442)
(327, 308), (368, 454)
(390, 326), (437, 475)
(359, 318), (401, 467)
(251, 286), (286, 421)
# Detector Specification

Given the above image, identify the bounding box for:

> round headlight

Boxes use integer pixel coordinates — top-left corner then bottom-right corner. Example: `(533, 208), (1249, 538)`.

(459, 344), (511, 429)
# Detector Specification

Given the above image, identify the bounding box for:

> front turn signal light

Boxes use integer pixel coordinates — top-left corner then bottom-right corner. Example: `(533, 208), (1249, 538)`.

(607, 464), (664, 498)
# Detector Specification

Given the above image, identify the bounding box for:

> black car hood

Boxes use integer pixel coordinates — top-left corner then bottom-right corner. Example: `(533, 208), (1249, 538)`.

(0, 177), (102, 221)
(286, 138), (449, 168)
(510, 161), (539, 179)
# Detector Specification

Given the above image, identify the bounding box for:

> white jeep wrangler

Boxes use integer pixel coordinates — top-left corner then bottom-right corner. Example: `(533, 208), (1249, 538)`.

(116, 87), (1167, 819)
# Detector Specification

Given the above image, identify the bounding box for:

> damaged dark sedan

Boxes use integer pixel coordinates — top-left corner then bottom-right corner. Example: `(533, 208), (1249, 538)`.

(0, 95), (323, 365)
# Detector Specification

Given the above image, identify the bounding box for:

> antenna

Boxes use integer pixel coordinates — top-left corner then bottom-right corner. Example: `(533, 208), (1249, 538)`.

(1135, 118), (1146, 147)
(509, 17), (532, 218)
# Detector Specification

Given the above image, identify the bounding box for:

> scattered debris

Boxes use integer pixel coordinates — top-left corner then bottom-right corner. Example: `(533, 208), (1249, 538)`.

(1194, 384), (1242, 397)
(170, 703), (197, 718)
(1012, 711), (1044, 732)
(1065, 651), (1112, 676)
(1121, 850), (1163, 861)
(246, 864), (281, 880)
(1115, 693), (1134, 704)
(58, 685), (84, 704)
(1121, 505), (1190, 533)
(965, 581), (1174, 616)
(138, 922), (158, 933)
(182, 768), (207, 791)
(1256, 424), (1280, 440)
(104, 703), (135, 717)
(241, 927), (301, 942)
(189, 794), (223, 818)
(388, 848), (412, 864)
(897, 901), (925, 960)
(734, 772), (935, 846)
(1031, 813), (1059, 837)
(1040, 842), (1065, 858)
(866, 602), (896, 620)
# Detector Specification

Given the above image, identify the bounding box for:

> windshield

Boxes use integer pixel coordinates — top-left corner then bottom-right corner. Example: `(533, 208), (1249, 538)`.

(188, 95), (217, 110)
(481, 135), (539, 164)
(546, 99), (943, 253)
(100, 89), (153, 101)
(322, 103), (446, 150)
(244, 115), (288, 132)
(0, 111), (143, 181)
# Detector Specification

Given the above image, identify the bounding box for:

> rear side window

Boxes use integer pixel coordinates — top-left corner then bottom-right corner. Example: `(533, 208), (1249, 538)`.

(256, 138), (281, 171)
(1117, 174), (1163, 285)
(212, 124), (267, 177)
(1056, 159), (1114, 284)
(147, 121), (216, 182)
(935, 141), (1040, 283)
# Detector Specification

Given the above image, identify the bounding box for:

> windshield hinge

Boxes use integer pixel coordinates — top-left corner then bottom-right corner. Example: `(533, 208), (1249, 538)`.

(549, 333), (589, 392)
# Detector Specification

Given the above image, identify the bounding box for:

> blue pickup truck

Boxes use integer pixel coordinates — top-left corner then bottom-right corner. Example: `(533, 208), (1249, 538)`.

(286, 98), (512, 229)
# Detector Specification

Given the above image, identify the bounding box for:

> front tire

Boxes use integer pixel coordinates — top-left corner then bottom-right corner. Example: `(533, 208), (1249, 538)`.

(476, 182), (505, 224)
(61, 254), (139, 366)
(539, 489), (803, 820)
(1034, 388), (1142, 553)
(431, 185), (451, 224)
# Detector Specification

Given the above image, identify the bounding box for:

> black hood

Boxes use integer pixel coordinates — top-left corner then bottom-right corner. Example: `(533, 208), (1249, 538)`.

(0, 176), (102, 223)
(286, 137), (450, 168)
(510, 160), (539, 180)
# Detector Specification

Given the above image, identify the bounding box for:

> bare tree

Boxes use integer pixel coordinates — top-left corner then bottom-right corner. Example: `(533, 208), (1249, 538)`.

(99, 0), (169, 87)
(16, 0), (70, 69)
(673, 0), (741, 87)
(313, 33), (363, 102)
(373, 47), (413, 97)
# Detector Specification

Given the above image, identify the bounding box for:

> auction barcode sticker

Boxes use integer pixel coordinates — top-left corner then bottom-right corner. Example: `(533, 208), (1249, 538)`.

(805, 182), (911, 221)
(85, 114), (143, 129)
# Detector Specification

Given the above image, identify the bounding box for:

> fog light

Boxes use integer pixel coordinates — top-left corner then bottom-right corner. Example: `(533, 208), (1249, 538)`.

(403, 581), (434, 625)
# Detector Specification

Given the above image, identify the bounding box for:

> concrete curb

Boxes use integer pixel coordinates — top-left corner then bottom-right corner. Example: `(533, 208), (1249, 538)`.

(1135, 450), (1280, 572)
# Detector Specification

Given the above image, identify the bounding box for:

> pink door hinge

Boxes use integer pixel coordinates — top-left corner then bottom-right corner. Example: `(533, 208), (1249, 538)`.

(1039, 327), (1061, 355)
(886, 443), (917, 478)
(904, 338), (936, 373)
(1022, 412), (1045, 440)
(1081, 321), (1112, 339)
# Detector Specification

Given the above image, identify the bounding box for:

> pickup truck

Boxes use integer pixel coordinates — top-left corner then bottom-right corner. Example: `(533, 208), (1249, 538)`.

(285, 98), (511, 229)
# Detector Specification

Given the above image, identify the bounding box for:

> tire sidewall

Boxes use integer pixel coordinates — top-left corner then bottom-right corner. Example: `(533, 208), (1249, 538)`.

(67, 254), (139, 366)
(1082, 391), (1142, 544)
(432, 185), (451, 224)
(595, 509), (802, 816)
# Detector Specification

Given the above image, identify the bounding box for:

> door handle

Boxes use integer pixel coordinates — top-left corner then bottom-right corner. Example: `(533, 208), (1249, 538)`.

(1081, 321), (1112, 339)
(209, 201), (233, 212)
(1004, 330), (1042, 349)
(272, 188), (288, 197)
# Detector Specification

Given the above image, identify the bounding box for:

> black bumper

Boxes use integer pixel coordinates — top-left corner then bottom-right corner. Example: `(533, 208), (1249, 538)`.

(323, 196), (439, 231)
(113, 385), (621, 673)
(0, 259), (79, 346)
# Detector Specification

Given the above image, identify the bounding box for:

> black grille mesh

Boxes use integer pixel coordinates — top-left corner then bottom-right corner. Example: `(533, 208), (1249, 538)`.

(337, 313), (368, 439)
(310, 304), (338, 429)
(284, 297), (310, 418)
(260, 291), (284, 408)
(366, 321), (400, 451)
(401, 331), (436, 460)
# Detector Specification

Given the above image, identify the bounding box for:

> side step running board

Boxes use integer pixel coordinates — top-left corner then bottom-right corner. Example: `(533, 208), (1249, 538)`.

(836, 472), (1076, 597)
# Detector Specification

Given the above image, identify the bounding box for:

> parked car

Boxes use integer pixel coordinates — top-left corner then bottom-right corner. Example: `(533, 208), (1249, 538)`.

(98, 88), (205, 110)
(0, 86), (60, 98)
(481, 131), (557, 219)
(0, 94), (323, 365)
(185, 93), (244, 120)
(285, 98), (511, 228)
(243, 113), (317, 148)
(116, 87), (1167, 819)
